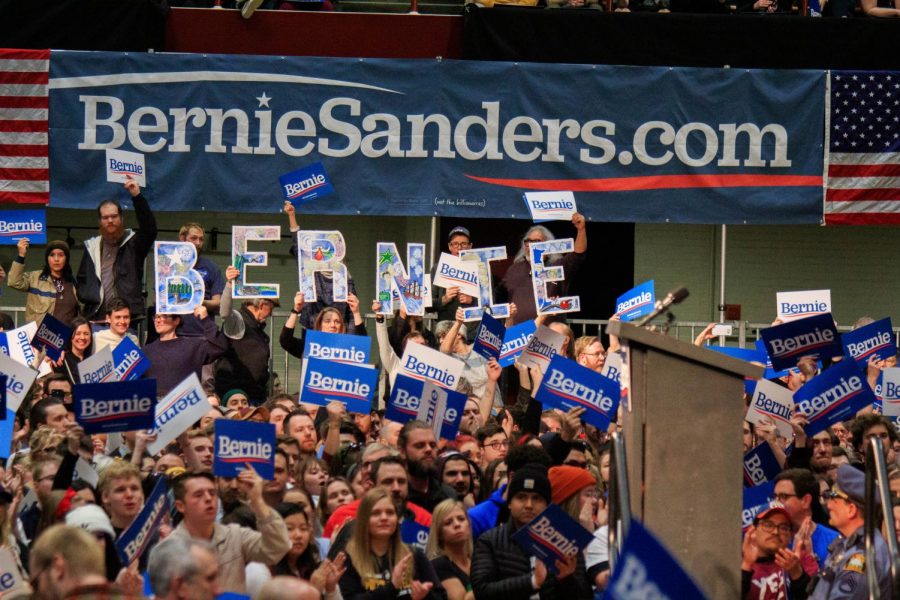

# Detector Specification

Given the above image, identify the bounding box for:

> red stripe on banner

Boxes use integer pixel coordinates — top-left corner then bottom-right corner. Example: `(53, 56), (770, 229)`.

(0, 71), (48, 85)
(0, 120), (48, 133)
(0, 144), (48, 157)
(829, 163), (900, 178)
(825, 187), (900, 202)
(825, 213), (900, 225)
(0, 167), (48, 180)
(0, 49), (50, 61)
(0, 190), (49, 204)
(0, 96), (48, 109)
(464, 173), (823, 192)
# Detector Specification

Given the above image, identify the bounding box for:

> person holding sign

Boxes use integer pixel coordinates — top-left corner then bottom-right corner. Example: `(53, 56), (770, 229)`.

(143, 305), (228, 397)
(77, 176), (158, 323)
(55, 317), (93, 386)
(216, 265), (276, 404)
(470, 465), (591, 600)
(280, 291), (366, 359)
(439, 309), (502, 415)
(432, 227), (477, 325)
(93, 298), (140, 353)
(8, 238), (79, 326)
(496, 215), (587, 325)
(339, 487), (445, 600)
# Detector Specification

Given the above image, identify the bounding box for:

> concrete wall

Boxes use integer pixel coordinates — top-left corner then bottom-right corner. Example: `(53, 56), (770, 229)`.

(634, 223), (900, 327)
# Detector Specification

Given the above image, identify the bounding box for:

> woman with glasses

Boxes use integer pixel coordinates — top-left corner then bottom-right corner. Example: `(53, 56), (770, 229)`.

(432, 226), (477, 324)
(495, 215), (587, 325)
(339, 488), (444, 600)
(427, 499), (474, 600)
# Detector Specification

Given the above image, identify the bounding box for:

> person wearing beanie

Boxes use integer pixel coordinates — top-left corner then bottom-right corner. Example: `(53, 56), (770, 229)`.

(65, 504), (142, 592)
(8, 237), (80, 326)
(471, 464), (592, 600)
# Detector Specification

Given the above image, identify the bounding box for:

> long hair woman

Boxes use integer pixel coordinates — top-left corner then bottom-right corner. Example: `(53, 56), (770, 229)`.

(340, 487), (444, 600)
(7, 239), (79, 326)
(280, 291), (366, 358)
(273, 503), (347, 595)
(426, 499), (474, 600)
(55, 317), (93, 385)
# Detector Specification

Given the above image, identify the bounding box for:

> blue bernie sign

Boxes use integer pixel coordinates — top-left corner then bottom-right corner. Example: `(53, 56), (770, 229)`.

(760, 313), (841, 372)
(74, 379), (157, 434)
(793, 360), (875, 437)
(214, 419), (276, 480)
(279, 161), (335, 206)
(615, 280), (655, 322)
(535, 355), (619, 430)
(301, 357), (376, 414)
(386, 374), (466, 440)
(512, 503), (593, 575)
(473, 312), (505, 362)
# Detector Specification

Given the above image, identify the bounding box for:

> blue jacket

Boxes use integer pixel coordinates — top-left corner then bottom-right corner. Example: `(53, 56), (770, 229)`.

(469, 484), (506, 540)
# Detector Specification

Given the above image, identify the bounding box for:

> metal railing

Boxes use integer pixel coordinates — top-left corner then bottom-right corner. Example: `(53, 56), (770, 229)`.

(607, 430), (631, 572)
(864, 437), (900, 599)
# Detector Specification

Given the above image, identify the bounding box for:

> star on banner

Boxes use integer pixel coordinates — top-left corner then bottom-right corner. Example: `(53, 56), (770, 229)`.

(256, 92), (271, 108)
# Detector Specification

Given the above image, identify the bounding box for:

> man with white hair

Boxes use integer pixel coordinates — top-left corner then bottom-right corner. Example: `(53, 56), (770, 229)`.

(148, 537), (221, 600)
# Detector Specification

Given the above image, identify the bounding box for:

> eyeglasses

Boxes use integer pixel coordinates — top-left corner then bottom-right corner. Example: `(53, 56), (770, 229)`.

(757, 520), (792, 535)
(449, 241), (471, 249)
(482, 440), (510, 451)
(773, 493), (797, 502)
(580, 351), (606, 358)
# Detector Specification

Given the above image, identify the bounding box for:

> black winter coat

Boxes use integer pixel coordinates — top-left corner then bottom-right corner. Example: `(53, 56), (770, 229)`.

(471, 519), (593, 600)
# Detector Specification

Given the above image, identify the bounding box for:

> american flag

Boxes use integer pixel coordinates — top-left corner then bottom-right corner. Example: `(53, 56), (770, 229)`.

(825, 71), (900, 225)
(0, 48), (50, 205)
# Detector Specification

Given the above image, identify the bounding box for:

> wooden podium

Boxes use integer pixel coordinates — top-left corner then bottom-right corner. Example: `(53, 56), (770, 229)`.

(606, 321), (764, 599)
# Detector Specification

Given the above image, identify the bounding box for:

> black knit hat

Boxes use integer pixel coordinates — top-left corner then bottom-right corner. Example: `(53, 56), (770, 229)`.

(507, 463), (551, 505)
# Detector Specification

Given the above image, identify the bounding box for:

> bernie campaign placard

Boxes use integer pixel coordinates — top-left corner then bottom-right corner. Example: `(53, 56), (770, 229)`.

(535, 355), (620, 431)
(742, 481), (777, 531)
(146, 374), (209, 455)
(386, 374), (466, 440)
(0, 375), (5, 416)
(279, 161), (335, 205)
(0, 209), (46, 245)
(302, 357), (377, 414)
(498, 320), (536, 368)
(605, 519), (709, 600)
(744, 443), (781, 488)
(0, 353), (37, 414)
(78, 346), (116, 384)
(399, 342), (464, 390)
(522, 191), (577, 223)
(0, 322), (43, 371)
(0, 410), (14, 459)
(776, 289), (831, 323)
(473, 312), (505, 362)
(432, 252), (481, 298)
(793, 360), (875, 437)
(0, 547), (29, 598)
(760, 313), (842, 371)
(517, 325), (565, 374)
(303, 329), (371, 364)
(615, 280), (655, 322)
(401, 519), (430, 554)
(116, 478), (168, 566)
(745, 378), (794, 440)
(842, 317), (896, 367)
(880, 368), (900, 417)
(105, 148), (146, 187)
(74, 379), (157, 434)
(30, 314), (71, 362)
(112, 337), (150, 382)
(512, 503), (593, 574)
(214, 419), (276, 480)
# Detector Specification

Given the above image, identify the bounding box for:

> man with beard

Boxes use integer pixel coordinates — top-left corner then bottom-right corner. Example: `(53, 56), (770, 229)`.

(216, 475), (247, 521)
(284, 409), (318, 457)
(399, 421), (457, 512)
(325, 456), (432, 557)
(459, 398), (483, 436)
(439, 452), (476, 508)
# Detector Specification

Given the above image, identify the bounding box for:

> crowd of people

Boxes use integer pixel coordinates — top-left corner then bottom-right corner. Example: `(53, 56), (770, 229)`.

(0, 179), (625, 599)
(4, 178), (900, 599)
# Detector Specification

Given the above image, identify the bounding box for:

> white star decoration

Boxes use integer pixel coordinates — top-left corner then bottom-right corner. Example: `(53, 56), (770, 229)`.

(256, 93), (272, 108)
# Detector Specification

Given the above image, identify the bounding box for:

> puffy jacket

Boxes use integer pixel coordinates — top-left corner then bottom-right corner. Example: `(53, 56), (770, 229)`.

(76, 193), (157, 321)
(471, 518), (592, 600)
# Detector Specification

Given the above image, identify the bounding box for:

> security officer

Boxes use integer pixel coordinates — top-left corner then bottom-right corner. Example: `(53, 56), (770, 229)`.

(809, 464), (891, 599)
